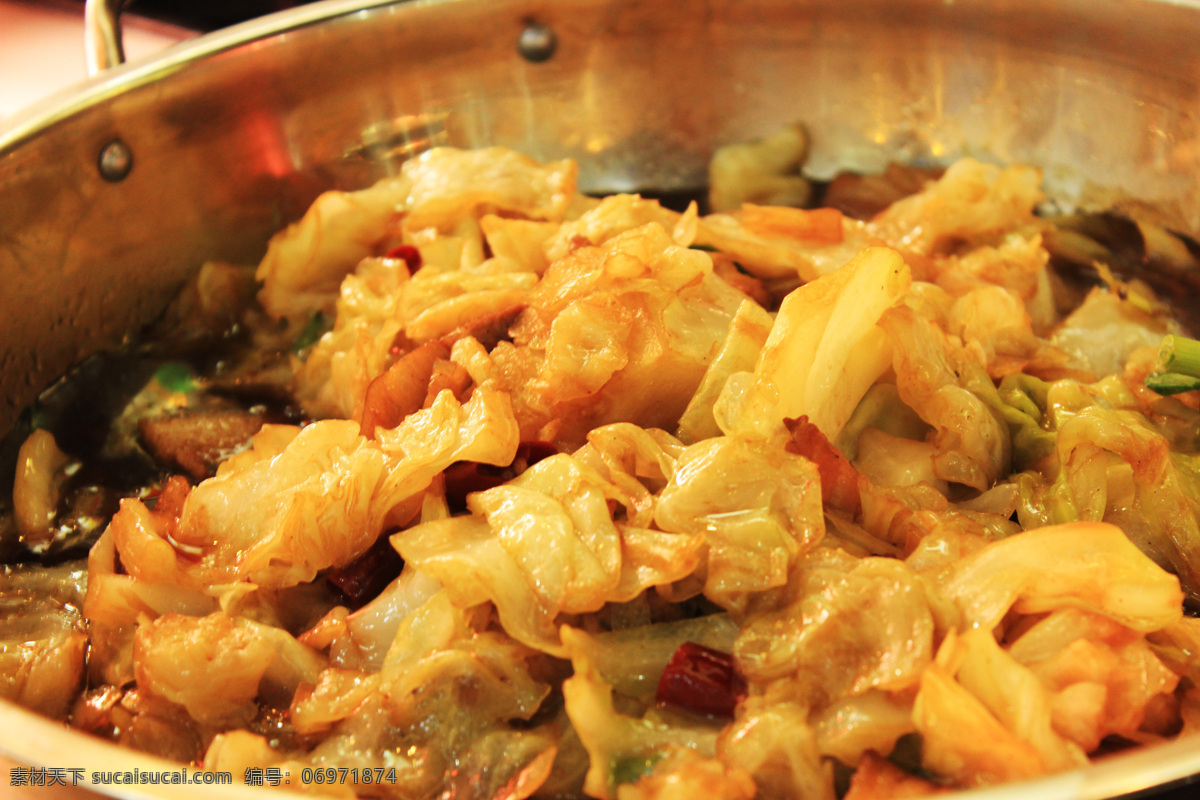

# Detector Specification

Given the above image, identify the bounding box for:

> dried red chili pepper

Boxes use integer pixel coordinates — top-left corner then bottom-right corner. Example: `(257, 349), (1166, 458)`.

(325, 534), (404, 609)
(443, 460), (508, 511)
(383, 244), (423, 272)
(656, 641), (747, 718)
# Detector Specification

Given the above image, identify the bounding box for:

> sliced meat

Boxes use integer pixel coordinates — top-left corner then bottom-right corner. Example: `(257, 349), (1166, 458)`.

(359, 305), (526, 439)
(441, 304), (526, 352)
(822, 163), (945, 221)
(358, 341), (451, 438)
(138, 409), (266, 480)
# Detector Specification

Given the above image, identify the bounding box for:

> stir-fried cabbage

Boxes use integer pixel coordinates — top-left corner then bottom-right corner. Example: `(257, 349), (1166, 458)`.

(6, 144), (1200, 800)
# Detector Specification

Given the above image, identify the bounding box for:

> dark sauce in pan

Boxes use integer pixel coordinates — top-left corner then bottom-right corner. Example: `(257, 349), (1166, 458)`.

(0, 318), (307, 565)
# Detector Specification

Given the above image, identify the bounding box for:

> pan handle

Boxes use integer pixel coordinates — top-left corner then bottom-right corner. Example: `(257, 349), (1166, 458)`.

(83, 0), (126, 75)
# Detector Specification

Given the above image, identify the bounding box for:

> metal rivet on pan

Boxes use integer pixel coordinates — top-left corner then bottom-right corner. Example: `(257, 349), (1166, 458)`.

(97, 138), (133, 182)
(517, 22), (557, 63)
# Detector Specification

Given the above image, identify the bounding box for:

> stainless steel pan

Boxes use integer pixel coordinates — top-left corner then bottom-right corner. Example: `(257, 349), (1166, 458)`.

(4, 0), (1200, 437)
(1, 0), (1199, 797)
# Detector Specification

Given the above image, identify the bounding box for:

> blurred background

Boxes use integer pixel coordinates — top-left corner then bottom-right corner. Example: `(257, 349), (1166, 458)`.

(0, 0), (316, 117)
